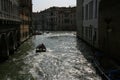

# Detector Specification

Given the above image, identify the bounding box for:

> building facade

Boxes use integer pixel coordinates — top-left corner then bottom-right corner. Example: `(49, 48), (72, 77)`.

(33, 7), (76, 31)
(57, 7), (76, 31)
(77, 0), (120, 61)
(98, 0), (120, 61)
(0, 0), (20, 60)
(19, 0), (32, 42)
(0, 0), (32, 60)
(76, 0), (84, 39)
(32, 12), (42, 31)
(77, 0), (100, 48)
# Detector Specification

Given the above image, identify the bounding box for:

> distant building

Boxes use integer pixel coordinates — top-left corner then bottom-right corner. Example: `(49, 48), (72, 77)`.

(33, 12), (42, 32)
(57, 7), (76, 31)
(33, 10), (47, 32)
(77, 0), (120, 61)
(33, 6), (76, 31)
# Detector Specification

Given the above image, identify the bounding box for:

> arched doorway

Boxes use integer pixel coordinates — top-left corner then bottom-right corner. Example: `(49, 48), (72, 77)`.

(8, 32), (15, 55)
(0, 34), (9, 61)
(15, 30), (20, 49)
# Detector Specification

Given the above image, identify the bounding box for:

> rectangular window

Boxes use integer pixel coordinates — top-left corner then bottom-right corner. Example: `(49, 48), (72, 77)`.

(95, 0), (98, 18)
(85, 4), (88, 20)
(85, 27), (88, 38)
(64, 13), (69, 17)
(71, 21), (72, 24)
(0, 0), (1, 11)
(4, 0), (7, 12)
(88, 27), (91, 39)
(89, 0), (93, 19)
(82, 6), (84, 20)
(1, 0), (4, 11)
(64, 19), (69, 23)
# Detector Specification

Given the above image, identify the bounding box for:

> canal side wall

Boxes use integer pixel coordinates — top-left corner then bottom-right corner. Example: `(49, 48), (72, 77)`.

(77, 1), (120, 78)
(98, 0), (120, 62)
(0, 21), (32, 62)
(0, 0), (20, 61)
(19, 0), (33, 44)
(0, 21), (21, 61)
(77, 0), (120, 62)
(0, 0), (32, 62)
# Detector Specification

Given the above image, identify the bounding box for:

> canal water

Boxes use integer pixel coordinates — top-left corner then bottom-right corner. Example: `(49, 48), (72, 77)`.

(0, 32), (102, 80)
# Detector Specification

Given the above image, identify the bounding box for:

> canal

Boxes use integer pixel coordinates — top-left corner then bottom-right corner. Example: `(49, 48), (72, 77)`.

(0, 32), (102, 80)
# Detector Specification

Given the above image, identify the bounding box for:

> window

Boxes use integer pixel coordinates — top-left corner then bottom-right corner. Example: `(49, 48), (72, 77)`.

(93, 30), (97, 42)
(1, 0), (4, 11)
(64, 13), (69, 17)
(64, 19), (69, 23)
(89, 0), (93, 19)
(82, 7), (84, 20)
(85, 27), (88, 38)
(85, 4), (88, 20)
(0, 0), (1, 11)
(95, 0), (98, 18)
(51, 12), (53, 16)
(71, 21), (72, 24)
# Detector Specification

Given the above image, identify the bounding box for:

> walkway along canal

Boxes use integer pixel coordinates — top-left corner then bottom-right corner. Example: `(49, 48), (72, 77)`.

(0, 32), (101, 80)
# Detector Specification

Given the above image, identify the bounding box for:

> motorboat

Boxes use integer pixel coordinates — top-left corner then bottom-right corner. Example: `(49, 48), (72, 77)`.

(36, 44), (46, 52)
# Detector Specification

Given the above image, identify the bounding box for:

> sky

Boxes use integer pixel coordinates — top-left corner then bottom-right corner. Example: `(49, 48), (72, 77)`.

(32, 0), (76, 12)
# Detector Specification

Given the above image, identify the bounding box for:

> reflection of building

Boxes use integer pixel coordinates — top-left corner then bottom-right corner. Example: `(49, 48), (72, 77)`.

(33, 7), (76, 31)
(19, 0), (32, 42)
(0, 0), (20, 59)
(77, 0), (120, 66)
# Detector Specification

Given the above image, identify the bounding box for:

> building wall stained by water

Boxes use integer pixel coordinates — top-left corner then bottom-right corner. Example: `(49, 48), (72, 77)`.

(19, 0), (32, 42)
(0, 0), (32, 60)
(0, 0), (20, 59)
(77, 0), (120, 61)
(98, 0), (120, 61)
